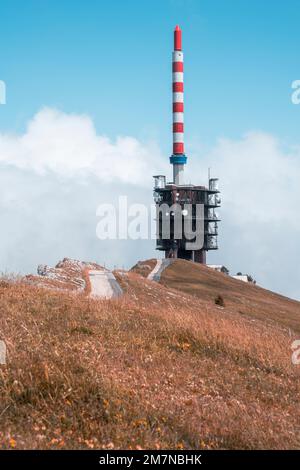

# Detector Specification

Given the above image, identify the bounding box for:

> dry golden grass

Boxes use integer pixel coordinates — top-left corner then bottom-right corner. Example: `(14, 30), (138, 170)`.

(159, 260), (300, 333)
(0, 265), (300, 449)
(130, 259), (157, 278)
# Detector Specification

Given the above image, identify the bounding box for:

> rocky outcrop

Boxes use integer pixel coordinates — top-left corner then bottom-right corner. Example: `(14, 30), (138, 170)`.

(25, 258), (104, 293)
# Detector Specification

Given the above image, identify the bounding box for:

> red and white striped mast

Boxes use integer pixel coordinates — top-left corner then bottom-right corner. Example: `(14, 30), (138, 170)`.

(170, 25), (187, 185)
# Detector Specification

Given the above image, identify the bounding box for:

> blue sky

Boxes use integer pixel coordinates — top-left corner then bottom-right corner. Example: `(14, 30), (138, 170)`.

(0, 0), (300, 300)
(1, 0), (300, 149)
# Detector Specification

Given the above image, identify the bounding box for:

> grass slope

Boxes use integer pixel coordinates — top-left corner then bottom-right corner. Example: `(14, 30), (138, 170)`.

(0, 267), (299, 449)
(159, 259), (300, 333)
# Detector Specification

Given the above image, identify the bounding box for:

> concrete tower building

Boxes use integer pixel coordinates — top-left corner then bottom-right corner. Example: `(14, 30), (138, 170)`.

(153, 26), (221, 264)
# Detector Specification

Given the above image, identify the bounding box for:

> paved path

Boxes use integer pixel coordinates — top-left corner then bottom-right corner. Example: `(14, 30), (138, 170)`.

(147, 259), (174, 282)
(147, 259), (162, 281)
(88, 270), (123, 299)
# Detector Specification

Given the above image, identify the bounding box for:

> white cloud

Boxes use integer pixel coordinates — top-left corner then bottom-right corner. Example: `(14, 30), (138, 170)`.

(0, 109), (299, 300)
(0, 107), (166, 185)
(187, 132), (300, 299)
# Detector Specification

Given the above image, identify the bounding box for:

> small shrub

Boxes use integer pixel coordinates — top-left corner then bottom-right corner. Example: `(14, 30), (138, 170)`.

(215, 294), (225, 307)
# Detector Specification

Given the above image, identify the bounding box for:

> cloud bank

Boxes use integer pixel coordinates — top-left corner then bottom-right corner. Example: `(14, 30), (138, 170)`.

(0, 108), (299, 300)
(0, 108), (166, 185)
(187, 132), (300, 300)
